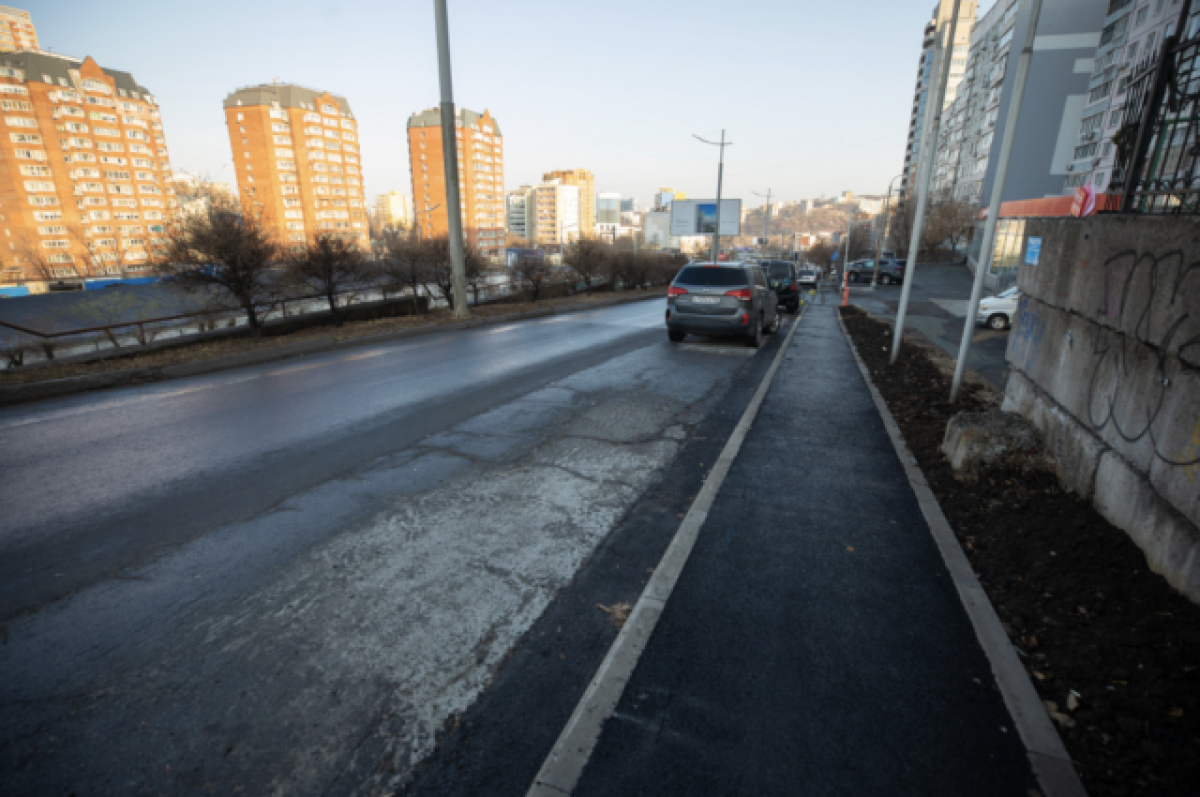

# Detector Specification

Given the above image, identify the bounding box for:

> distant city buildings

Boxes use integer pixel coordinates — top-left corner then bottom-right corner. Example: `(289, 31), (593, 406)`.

(900, 1), (977, 200)
(0, 51), (173, 291)
(223, 82), (368, 251)
(374, 191), (412, 229)
(543, 169), (595, 237)
(408, 106), (505, 257)
(596, 191), (620, 239)
(506, 186), (530, 242)
(0, 6), (36, 53)
(530, 178), (580, 246)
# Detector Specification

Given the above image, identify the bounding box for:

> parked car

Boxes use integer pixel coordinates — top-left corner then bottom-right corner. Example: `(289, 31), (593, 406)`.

(976, 286), (1021, 330)
(846, 258), (906, 285)
(666, 262), (780, 348)
(759, 259), (803, 314)
(796, 267), (820, 290)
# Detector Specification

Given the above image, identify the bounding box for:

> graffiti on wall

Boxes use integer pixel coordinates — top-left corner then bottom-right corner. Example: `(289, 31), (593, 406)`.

(1087, 248), (1200, 471)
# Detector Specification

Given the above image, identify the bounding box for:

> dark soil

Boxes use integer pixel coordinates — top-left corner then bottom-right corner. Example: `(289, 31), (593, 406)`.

(839, 304), (1200, 797)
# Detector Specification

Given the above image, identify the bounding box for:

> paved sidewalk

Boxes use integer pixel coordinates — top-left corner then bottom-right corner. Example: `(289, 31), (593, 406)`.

(573, 305), (1037, 796)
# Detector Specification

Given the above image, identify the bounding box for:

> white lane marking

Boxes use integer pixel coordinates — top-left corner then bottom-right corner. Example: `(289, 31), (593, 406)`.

(527, 310), (805, 797)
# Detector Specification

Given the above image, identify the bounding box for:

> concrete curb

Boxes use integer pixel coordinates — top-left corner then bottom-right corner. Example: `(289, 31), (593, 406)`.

(527, 309), (805, 797)
(835, 310), (1087, 797)
(0, 293), (665, 409)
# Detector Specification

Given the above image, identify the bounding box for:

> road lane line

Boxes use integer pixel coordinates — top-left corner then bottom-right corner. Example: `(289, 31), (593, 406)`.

(526, 309), (805, 797)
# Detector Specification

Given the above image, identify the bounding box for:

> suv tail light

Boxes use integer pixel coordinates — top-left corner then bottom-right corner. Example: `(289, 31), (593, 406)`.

(725, 288), (754, 301)
(668, 286), (688, 297)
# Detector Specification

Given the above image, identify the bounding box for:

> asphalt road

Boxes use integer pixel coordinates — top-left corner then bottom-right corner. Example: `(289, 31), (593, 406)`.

(841, 261), (1012, 388)
(0, 297), (783, 796)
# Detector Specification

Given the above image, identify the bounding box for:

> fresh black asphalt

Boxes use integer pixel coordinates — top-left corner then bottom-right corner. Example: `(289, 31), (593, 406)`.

(572, 305), (1035, 795)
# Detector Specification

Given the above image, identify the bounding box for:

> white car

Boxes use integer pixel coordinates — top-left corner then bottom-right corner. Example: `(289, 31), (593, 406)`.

(977, 286), (1021, 330)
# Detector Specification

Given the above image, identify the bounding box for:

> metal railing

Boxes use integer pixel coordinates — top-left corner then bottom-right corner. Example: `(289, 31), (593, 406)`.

(1112, 2), (1200, 214)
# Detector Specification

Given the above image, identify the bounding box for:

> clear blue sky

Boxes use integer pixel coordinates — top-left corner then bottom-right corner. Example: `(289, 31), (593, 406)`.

(29, 0), (993, 208)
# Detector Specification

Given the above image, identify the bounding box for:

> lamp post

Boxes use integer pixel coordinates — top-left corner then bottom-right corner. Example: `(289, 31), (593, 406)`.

(693, 131), (732, 262)
(752, 189), (773, 252)
(870, 174), (904, 288)
(433, 0), (469, 319)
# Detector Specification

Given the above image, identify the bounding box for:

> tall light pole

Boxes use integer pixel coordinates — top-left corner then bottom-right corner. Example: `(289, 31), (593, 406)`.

(693, 131), (731, 262)
(891, 0), (963, 364)
(752, 189), (773, 251)
(433, 0), (469, 319)
(871, 174), (904, 288)
(950, 0), (1044, 402)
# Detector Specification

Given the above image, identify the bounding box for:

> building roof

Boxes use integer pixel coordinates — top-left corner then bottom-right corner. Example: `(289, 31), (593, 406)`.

(223, 82), (354, 115)
(0, 50), (152, 95)
(407, 106), (501, 135)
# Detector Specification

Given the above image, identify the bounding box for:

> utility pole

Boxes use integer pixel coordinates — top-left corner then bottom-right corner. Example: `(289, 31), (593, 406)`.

(433, 0), (469, 319)
(891, 0), (963, 364)
(694, 131), (732, 262)
(752, 189), (773, 252)
(871, 175), (904, 287)
(950, 0), (1044, 402)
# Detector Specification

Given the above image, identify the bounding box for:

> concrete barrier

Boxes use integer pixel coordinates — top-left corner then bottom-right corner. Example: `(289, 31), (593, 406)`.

(1002, 214), (1200, 603)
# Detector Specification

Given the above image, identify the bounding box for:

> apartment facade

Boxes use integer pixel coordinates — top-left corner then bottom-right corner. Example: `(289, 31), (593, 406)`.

(506, 185), (531, 242)
(407, 106), (505, 258)
(223, 83), (367, 251)
(900, 1), (977, 199)
(0, 52), (174, 292)
(529, 178), (579, 247)
(0, 6), (36, 53)
(375, 191), (412, 229)
(542, 168), (594, 237)
(1069, 0), (1200, 193)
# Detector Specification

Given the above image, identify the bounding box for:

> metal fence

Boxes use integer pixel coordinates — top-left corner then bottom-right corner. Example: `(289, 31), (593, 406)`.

(1113, 4), (1200, 214)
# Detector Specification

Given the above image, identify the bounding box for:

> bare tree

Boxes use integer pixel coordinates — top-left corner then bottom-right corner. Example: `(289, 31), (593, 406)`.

(283, 233), (369, 326)
(464, 248), (490, 306)
(155, 207), (282, 337)
(563, 237), (610, 294)
(378, 228), (430, 304)
(513, 253), (551, 302)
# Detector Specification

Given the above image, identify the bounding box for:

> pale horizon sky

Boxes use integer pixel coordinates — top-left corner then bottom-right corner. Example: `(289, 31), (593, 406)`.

(29, 0), (996, 210)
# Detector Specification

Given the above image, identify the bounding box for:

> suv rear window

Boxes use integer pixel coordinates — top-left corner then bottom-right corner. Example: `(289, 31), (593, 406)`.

(766, 263), (792, 278)
(675, 266), (749, 287)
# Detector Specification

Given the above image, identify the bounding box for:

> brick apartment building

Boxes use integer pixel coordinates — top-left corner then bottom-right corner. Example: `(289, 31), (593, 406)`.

(407, 107), (505, 258)
(0, 51), (174, 292)
(0, 6), (36, 54)
(223, 82), (368, 251)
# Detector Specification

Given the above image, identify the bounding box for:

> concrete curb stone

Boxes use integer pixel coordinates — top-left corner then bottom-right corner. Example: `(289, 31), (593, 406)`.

(0, 293), (664, 408)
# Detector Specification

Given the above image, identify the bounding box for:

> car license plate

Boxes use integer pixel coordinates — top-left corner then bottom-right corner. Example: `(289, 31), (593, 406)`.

(691, 297), (720, 304)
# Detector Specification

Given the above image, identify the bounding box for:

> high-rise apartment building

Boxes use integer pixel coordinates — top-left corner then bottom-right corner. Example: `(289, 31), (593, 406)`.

(506, 186), (531, 243)
(0, 52), (174, 292)
(223, 83), (368, 251)
(542, 168), (594, 237)
(899, 1), (977, 199)
(1070, 0), (1200, 194)
(596, 191), (620, 240)
(530, 178), (579, 247)
(375, 191), (412, 229)
(407, 107), (505, 258)
(0, 6), (36, 53)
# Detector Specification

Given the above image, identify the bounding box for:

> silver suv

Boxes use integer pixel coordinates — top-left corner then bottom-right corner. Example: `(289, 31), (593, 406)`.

(666, 262), (780, 348)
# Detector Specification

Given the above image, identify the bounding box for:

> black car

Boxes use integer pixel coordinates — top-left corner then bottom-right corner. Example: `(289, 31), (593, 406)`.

(666, 262), (781, 348)
(758, 260), (803, 314)
(846, 258), (907, 285)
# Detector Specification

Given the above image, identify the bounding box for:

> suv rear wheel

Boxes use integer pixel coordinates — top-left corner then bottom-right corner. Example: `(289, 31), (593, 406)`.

(747, 315), (763, 348)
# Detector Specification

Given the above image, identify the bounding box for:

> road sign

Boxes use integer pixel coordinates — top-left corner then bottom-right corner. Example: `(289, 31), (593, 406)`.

(831, 252), (839, 261)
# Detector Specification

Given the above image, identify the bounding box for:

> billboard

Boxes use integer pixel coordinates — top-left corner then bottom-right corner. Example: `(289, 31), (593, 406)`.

(669, 199), (741, 237)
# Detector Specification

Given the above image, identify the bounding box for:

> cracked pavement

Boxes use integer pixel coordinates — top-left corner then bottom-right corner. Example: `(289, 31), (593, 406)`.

(0, 299), (765, 795)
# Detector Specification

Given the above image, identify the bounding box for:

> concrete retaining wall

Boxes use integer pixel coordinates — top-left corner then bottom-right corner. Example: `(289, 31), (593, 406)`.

(1002, 214), (1200, 603)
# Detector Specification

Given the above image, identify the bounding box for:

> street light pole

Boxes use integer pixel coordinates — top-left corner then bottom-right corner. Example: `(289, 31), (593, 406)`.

(752, 189), (773, 251)
(433, 0), (469, 319)
(891, 0), (963, 364)
(871, 174), (904, 288)
(950, 0), (1044, 403)
(693, 130), (732, 262)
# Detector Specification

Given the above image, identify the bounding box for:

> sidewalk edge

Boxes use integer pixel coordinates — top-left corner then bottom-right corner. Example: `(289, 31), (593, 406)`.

(835, 310), (1087, 797)
(0, 293), (664, 408)
(526, 310), (806, 797)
